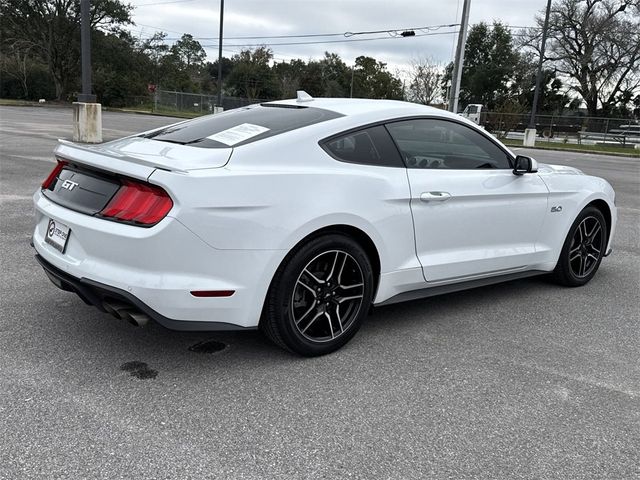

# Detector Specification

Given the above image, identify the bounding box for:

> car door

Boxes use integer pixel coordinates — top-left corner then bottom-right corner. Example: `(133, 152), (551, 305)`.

(386, 118), (549, 283)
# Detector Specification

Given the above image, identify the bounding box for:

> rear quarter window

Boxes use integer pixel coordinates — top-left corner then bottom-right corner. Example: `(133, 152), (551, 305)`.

(322, 125), (404, 168)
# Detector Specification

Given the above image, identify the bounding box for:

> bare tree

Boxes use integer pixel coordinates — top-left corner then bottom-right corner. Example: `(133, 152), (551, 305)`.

(524, 0), (640, 116)
(405, 58), (442, 105)
(0, 41), (32, 98)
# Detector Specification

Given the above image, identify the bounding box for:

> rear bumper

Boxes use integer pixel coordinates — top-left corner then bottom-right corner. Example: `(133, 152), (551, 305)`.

(35, 254), (255, 331)
(33, 189), (287, 329)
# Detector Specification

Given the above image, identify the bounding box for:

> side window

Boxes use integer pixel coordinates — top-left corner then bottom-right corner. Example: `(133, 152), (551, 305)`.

(386, 119), (512, 169)
(323, 125), (404, 167)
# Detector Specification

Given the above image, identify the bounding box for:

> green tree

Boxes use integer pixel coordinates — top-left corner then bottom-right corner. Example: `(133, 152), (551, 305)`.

(92, 31), (151, 107)
(510, 53), (571, 114)
(167, 34), (207, 91)
(443, 22), (520, 110)
(225, 47), (279, 100)
(353, 56), (403, 99)
(170, 34), (206, 72)
(207, 57), (234, 94)
(140, 32), (170, 87)
(0, 0), (132, 99)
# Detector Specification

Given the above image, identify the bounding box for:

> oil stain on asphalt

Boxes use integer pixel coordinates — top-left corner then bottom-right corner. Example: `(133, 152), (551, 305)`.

(120, 361), (158, 379)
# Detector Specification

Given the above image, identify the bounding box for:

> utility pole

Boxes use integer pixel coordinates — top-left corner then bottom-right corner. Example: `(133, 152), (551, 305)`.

(78, 0), (96, 103)
(524, 0), (552, 147)
(449, 0), (471, 113)
(350, 66), (355, 98)
(216, 0), (224, 110)
(74, 0), (101, 143)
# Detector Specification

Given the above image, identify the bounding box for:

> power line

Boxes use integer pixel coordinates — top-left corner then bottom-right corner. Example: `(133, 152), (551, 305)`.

(200, 30), (459, 48)
(132, 0), (198, 6)
(135, 23), (460, 41)
(344, 24), (458, 37)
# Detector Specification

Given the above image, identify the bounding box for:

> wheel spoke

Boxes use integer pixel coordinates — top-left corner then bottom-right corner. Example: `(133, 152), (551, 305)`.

(304, 268), (325, 285)
(588, 222), (601, 240)
(325, 312), (334, 339)
(337, 294), (363, 304)
(300, 311), (324, 334)
(576, 222), (584, 242)
(589, 244), (601, 256)
(326, 251), (340, 281)
(297, 279), (317, 297)
(579, 255), (588, 277)
(335, 305), (344, 334)
(294, 299), (317, 326)
(337, 253), (348, 285)
(580, 221), (589, 241)
(569, 251), (582, 262)
(587, 253), (599, 262)
(339, 282), (364, 290)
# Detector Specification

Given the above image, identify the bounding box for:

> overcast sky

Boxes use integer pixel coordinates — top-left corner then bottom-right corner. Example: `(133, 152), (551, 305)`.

(127, 0), (545, 69)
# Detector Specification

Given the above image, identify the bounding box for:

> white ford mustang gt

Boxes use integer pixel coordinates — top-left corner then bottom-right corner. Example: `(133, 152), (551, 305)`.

(33, 94), (617, 356)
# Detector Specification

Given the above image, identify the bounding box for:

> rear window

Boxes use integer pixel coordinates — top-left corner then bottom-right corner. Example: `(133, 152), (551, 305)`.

(142, 104), (343, 148)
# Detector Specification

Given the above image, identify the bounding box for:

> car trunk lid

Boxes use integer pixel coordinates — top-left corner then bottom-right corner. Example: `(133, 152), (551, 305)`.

(55, 137), (233, 175)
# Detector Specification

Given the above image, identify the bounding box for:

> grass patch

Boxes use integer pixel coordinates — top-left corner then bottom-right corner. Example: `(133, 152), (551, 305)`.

(109, 106), (204, 119)
(0, 98), (205, 119)
(502, 138), (639, 157)
(0, 98), (43, 106)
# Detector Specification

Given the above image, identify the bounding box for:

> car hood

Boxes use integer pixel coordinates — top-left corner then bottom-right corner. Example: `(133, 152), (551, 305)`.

(537, 163), (584, 175)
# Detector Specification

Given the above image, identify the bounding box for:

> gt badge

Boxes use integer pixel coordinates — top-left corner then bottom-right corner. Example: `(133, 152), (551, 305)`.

(551, 206), (563, 213)
(61, 179), (79, 191)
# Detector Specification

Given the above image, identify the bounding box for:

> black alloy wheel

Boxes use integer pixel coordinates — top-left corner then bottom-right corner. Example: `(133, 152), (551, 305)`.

(262, 234), (374, 356)
(553, 206), (607, 287)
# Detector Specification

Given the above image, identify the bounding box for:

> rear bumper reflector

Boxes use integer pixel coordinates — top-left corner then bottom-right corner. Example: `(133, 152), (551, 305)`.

(190, 290), (235, 297)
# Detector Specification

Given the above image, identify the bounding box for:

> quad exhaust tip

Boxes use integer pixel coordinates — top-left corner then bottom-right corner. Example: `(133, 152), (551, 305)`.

(103, 301), (150, 327)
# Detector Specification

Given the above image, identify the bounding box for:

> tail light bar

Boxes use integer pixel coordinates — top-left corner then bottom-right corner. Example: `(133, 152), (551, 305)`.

(99, 179), (173, 225)
(42, 160), (68, 189)
(40, 161), (173, 226)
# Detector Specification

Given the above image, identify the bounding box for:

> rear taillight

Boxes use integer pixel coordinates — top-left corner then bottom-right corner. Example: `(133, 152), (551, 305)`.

(99, 179), (173, 226)
(41, 160), (68, 189)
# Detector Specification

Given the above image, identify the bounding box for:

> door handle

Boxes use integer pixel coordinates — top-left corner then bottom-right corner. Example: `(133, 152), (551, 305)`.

(420, 191), (452, 202)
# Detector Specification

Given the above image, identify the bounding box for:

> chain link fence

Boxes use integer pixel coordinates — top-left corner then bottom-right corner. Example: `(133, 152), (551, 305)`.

(481, 112), (640, 146)
(150, 90), (268, 115)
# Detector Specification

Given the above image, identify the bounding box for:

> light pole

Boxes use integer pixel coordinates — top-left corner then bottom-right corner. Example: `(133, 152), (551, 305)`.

(78, 0), (96, 103)
(74, 0), (101, 143)
(449, 0), (471, 113)
(216, 0), (224, 109)
(528, 0), (553, 130)
(350, 66), (355, 98)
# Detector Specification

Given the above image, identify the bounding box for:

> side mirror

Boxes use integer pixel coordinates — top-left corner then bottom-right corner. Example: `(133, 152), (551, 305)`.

(513, 155), (538, 176)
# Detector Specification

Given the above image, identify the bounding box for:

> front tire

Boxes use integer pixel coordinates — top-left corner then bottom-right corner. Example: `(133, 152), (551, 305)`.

(553, 206), (607, 287)
(262, 234), (374, 356)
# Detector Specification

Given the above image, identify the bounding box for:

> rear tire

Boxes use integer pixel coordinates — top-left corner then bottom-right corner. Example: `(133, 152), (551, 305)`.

(261, 234), (374, 356)
(552, 206), (607, 287)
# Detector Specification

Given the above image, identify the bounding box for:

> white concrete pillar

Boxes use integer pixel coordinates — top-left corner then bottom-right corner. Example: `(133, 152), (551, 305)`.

(523, 128), (537, 147)
(73, 102), (102, 143)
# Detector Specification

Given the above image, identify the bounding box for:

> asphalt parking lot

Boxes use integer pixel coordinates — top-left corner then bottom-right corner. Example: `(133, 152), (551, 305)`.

(1, 105), (639, 479)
